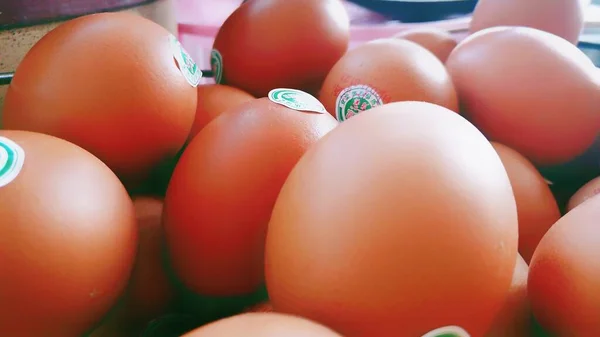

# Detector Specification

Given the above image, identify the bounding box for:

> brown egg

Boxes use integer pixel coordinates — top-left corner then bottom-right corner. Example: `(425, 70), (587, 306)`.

(265, 101), (518, 337)
(319, 38), (458, 122)
(2, 13), (197, 189)
(491, 142), (561, 263)
(393, 28), (457, 62)
(470, 0), (585, 45)
(189, 84), (255, 141)
(164, 91), (338, 296)
(486, 255), (531, 337)
(182, 313), (342, 337)
(0, 130), (137, 337)
(212, 0), (350, 97)
(529, 194), (600, 336)
(567, 176), (600, 211)
(446, 26), (600, 166)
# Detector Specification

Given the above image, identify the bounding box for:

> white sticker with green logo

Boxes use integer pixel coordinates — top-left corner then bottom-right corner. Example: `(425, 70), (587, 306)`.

(268, 88), (327, 114)
(0, 136), (25, 188)
(169, 35), (202, 87)
(335, 84), (383, 122)
(421, 326), (470, 337)
(210, 49), (224, 85)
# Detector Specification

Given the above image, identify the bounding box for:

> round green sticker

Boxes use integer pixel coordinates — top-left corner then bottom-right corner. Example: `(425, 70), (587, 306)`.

(268, 88), (327, 114)
(169, 35), (202, 87)
(335, 84), (383, 122)
(421, 326), (470, 337)
(0, 136), (25, 188)
(211, 49), (223, 84)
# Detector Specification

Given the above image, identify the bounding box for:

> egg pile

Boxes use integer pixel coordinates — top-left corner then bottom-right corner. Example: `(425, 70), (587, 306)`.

(0, 0), (598, 336)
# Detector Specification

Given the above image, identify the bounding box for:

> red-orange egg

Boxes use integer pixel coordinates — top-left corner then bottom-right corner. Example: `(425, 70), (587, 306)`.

(393, 28), (457, 62)
(0, 130), (137, 337)
(486, 254), (531, 337)
(164, 91), (338, 297)
(189, 84), (255, 141)
(470, 0), (585, 45)
(491, 142), (561, 263)
(2, 13), (197, 188)
(319, 39), (458, 122)
(182, 313), (342, 337)
(212, 0), (350, 97)
(528, 195), (600, 336)
(265, 101), (518, 337)
(446, 26), (600, 166)
(567, 176), (600, 211)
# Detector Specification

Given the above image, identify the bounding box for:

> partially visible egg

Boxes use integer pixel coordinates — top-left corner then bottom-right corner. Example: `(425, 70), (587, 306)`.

(212, 0), (350, 97)
(319, 39), (458, 122)
(491, 142), (561, 263)
(0, 130), (137, 337)
(568, 176), (600, 211)
(393, 28), (457, 62)
(265, 102), (518, 337)
(182, 313), (342, 337)
(470, 0), (585, 44)
(164, 90), (338, 297)
(244, 301), (274, 313)
(486, 255), (531, 337)
(2, 13), (197, 188)
(529, 194), (600, 336)
(189, 84), (255, 141)
(446, 26), (600, 166)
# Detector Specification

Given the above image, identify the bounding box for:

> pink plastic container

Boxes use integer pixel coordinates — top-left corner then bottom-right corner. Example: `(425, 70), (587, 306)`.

(175, 0), (470, 77)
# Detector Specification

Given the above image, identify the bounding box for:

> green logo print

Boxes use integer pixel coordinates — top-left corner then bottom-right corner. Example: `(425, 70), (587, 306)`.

(169, 34), (202, 87)
(210, 49), (224, 84)
(0, 136), (25, 188)
(268, 88), (327, 114)
(335, 84), (383, 122)
(421, 326), (470, 337)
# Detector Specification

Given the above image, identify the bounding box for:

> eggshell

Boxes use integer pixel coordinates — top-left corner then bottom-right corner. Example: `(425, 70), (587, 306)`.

(528, 194), (600, 336)
(393, 28), (457, 62)
(189, 85), (255, 141)
(567, 176), (600, 211)
(265, 101), (519, 337)
(319, 39), (458, 122)
(470, 0), (585, 45)
(2, 13), (197, 188)
(491, 142), (561, 263)
(486, 255), (531, 337)
(0, 130), (137, 337)
(212, 0), (350, 97)
(446, 26), (600, 166)
(182, 313), (342, 337)
(164, 94), (339, 297)
(89, 198), (174, 337)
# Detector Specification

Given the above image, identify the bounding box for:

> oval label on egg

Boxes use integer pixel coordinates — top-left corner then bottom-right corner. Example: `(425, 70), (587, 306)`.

(421, 326), (470, 337)
(335, 84), (383, 122)
(169, 34), (202, 87)
(210, 49), (224, 84)
(0, 136), (25, 188)
(268, 88), (327, 114)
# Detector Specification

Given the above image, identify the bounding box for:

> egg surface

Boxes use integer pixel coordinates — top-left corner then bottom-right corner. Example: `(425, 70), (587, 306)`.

(0, 130), (137, 337)
(212, 0), (350, 97)
(164, 91), (338, 297)
(319, 39), (458, 122)
(265, 101), (518, 337)
(529, 194), (600, 336)
(182, 313), (342, 337)
(446, 26), (600, 166)
(2, 13), (197, 188)
(393, 28), (457, 62)
(567, 176), (600, 211)
(189, 84), (254, 141)
(491, 142), (561, 263)
(470, 0), (585, 45)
